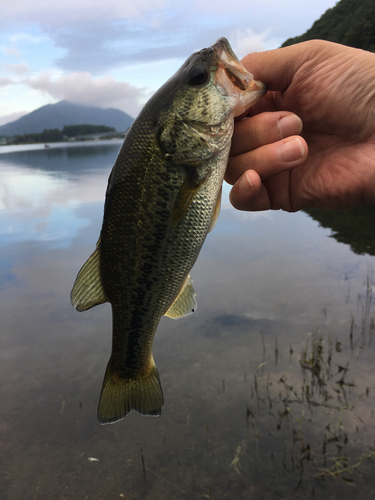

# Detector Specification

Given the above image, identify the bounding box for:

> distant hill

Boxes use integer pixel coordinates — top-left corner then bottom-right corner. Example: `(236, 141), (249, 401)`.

(0, 100), (134, 137)
(282, 0), (375, 52)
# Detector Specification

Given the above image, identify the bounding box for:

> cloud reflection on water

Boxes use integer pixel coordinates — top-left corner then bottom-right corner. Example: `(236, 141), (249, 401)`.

(0, 141), (119, 247)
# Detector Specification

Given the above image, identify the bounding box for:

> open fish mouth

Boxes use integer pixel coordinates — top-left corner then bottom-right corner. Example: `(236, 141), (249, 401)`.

(224, 65), (248, 91)
(213, 37), (266, 113)
(223, 65), (266, 96)
(213, 38), (254, 88)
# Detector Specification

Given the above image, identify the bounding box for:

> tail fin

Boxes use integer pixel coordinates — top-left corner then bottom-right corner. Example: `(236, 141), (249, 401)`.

(97, 363), (164, 424)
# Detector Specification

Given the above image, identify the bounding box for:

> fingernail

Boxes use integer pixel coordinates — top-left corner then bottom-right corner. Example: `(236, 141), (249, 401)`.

(238, 172), (253, 192)
(278, 115), (303, 138)
(278, 138), (305, 163)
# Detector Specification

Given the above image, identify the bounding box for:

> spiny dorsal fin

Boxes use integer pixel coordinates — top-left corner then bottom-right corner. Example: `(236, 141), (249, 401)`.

(208, 185), (222, 233)
(164, 274), (197, 319)
(71, 247), (108, 311)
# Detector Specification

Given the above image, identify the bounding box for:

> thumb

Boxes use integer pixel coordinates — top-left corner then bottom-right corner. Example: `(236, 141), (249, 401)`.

(241, 41), (322, 92)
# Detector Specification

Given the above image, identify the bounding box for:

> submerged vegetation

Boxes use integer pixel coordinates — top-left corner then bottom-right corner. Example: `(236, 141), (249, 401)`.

(115, 268), (375, 499)
(226, 267), (375, 496)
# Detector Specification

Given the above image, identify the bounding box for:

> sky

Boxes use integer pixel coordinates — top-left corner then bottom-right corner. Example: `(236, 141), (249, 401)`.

(0, 0), (338, 125)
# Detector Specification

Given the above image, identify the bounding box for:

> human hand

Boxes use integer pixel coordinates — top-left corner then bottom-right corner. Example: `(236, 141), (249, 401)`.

(225, 40), (375, 211)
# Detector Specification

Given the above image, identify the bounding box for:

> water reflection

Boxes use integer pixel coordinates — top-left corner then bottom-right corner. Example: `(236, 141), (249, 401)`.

(305, 206), (375, 256)
(0, 141), (121, 248)
(1, 143), (375, 499)
(0, 140), (123, 173)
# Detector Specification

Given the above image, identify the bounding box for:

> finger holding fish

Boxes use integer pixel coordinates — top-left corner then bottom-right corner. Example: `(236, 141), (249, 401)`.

(230, 111), (303, 157)
(226, 110), (308, 212)
(227, 132), (307, 185)
(227, 137), (308, 212)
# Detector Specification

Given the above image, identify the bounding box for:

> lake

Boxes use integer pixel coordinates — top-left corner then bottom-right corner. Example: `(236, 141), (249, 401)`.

(1, 141), (375, 499)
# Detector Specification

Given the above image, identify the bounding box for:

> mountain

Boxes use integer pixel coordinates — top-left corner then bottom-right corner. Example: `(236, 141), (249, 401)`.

(0, 100), (134, 137)
(282, 0), (375, 52)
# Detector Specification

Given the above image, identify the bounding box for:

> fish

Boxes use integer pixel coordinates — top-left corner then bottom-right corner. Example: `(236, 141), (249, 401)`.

(71, 37), (266, 424)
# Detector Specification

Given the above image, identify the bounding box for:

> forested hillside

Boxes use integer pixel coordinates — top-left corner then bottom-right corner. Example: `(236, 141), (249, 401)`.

(8, 124), (118, 145)
(282, 0), (375, 51)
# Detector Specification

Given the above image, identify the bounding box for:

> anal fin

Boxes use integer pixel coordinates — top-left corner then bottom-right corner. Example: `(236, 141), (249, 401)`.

(164, 274), (197, 319)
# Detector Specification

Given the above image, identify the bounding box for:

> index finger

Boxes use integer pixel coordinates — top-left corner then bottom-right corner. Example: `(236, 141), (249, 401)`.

(230, 111), (303, 156)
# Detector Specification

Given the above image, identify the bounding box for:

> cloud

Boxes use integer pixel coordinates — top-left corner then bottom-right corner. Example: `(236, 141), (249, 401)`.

(0, 0), (169, 26)
(7, 64), (29, 75)
(25, 71), (144, 116)
(3, 47), (21, 58)
(0, 78), (13, 87)
(10, 33), (49, 45)
(0, 0), (338, 122)
(0, 1), (283, 76)
(231, 29), (270, 57)
(50, 16), (201, 74)
(230, 28), (281, 59)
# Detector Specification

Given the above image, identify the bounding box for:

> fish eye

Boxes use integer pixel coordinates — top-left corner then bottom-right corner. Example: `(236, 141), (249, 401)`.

(187, 66), (209, 88)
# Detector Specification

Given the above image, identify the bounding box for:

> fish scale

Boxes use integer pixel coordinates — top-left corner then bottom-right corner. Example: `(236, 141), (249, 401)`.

(71, 37), (266, 424)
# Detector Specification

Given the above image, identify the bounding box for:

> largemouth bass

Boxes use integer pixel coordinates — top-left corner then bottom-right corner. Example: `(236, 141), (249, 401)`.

(71, 37), (265, 424)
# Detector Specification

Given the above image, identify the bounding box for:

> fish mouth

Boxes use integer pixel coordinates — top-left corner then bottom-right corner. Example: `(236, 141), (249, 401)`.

(224, 66), (266, 95)
(213, 37), (266, 114)
(214, 37), (253, 91)
(224, 66), (248, 91)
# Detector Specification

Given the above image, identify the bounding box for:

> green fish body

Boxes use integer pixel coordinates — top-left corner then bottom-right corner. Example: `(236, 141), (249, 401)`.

(71, 38), (265, 424)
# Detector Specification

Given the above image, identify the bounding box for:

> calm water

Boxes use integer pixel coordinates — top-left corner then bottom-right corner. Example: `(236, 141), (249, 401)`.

(1, 141), (375, 499)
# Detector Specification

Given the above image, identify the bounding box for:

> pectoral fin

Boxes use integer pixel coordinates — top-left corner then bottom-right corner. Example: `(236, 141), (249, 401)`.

(164, 274), (197, 319)
(71, 247), (108, 311)
(171, 171), (207, 227)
